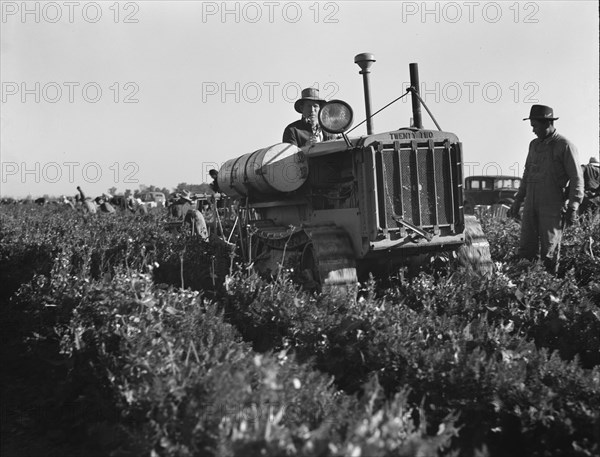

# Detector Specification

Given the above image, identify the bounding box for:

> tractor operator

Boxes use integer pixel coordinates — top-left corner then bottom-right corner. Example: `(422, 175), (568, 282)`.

(283, 88), (337, 147)
(509, 104), (583, 271)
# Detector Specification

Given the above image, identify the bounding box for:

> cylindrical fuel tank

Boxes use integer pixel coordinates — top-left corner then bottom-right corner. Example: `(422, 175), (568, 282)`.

(219, 143), (308, 198)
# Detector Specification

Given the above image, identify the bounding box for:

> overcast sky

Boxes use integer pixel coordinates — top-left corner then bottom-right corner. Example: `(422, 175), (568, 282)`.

(1, 0), (598, 198)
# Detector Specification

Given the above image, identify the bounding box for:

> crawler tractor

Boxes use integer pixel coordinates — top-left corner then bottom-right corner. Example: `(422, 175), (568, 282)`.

(218, 54), (493, 290)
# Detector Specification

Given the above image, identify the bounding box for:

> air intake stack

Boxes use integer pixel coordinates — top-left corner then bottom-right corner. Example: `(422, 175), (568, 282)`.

(354, 53), (376, 135)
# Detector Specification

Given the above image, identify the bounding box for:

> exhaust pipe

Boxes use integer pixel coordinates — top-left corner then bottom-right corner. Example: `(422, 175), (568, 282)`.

(409, 63), (423, 129)
(354, 53), (376, 135)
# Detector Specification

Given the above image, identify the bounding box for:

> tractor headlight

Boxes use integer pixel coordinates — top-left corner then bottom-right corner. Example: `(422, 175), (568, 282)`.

(319, 100), (353, 134)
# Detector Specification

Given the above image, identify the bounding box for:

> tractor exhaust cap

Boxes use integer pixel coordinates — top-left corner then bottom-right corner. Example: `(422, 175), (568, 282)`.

(409, 62), (423, 129)
(354, 53), (376, 135)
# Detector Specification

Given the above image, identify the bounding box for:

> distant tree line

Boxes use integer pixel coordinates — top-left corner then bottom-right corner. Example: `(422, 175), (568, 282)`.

(2, 182), (213, 204)
(111, 182), (214, 199)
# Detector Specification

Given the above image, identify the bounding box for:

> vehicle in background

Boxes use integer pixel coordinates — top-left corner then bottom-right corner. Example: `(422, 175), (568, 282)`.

(139, 192), (166, 208)
(463, 175), (521, 215)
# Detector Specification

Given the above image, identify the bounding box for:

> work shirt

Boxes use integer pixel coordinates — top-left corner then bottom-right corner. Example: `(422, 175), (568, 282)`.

(305, 116), (324, 143)
(515, 131), (583, 209)
(282, 117), (336, 147)
(583, 163), (600, 194)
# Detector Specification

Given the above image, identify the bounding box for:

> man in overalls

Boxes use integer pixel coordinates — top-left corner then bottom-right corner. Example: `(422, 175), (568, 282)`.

(510, 105), (583, 270)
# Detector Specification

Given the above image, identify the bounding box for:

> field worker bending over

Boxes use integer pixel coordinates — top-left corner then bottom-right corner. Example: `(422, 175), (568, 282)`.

(184, 209), (208, 240)
(62, 195), (75, 210)
(510, 104), (583, 271)
(77, 186), (97, 214)
(580, 156), (600, 215)
(96, 195), (116, 214)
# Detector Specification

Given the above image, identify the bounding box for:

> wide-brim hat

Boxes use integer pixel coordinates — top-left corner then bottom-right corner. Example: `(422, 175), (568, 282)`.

(180, 190), (193, 203)
(523, 104), (559, 121)
(294, 87), (326, 113)
(589, 156), (599, 166)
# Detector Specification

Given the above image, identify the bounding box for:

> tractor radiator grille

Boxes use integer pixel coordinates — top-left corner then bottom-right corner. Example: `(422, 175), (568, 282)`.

(374, 140), (462, 230)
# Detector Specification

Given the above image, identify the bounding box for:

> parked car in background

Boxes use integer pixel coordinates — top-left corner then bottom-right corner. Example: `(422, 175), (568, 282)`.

(139, 192), (166, 208)
(463, 175), (521, 215)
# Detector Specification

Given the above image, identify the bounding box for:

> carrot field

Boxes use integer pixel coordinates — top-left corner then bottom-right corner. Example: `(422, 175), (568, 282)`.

(1, 204), (599, 457)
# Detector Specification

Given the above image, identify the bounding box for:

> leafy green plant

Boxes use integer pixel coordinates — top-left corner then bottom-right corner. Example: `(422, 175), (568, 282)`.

(2, 204), (599, 457)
